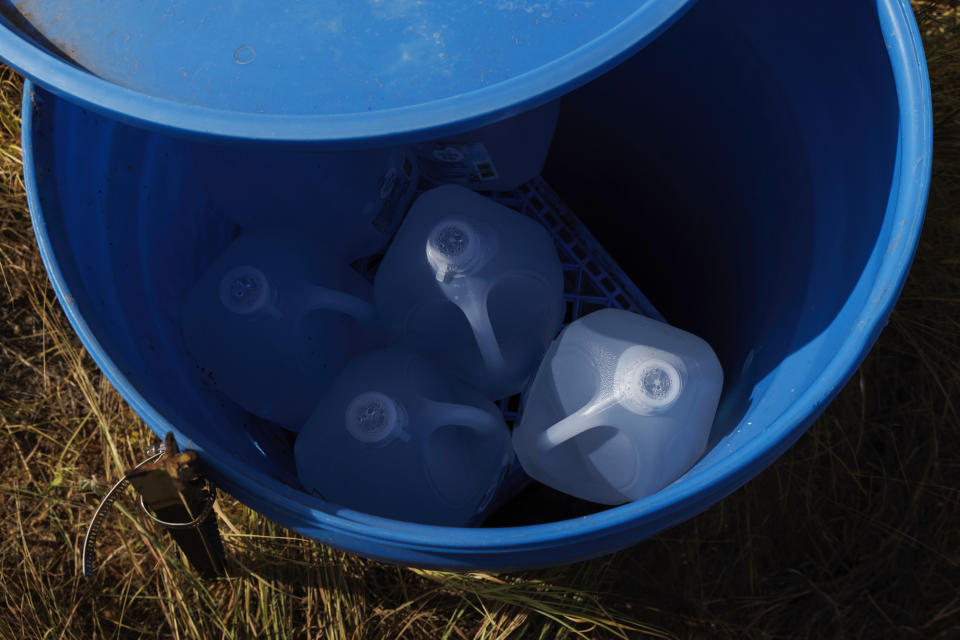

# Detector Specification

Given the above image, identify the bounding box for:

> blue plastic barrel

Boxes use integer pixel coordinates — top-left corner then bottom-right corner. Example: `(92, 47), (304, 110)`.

(0, 0), (694, 143)
(24, 0), (930, 570)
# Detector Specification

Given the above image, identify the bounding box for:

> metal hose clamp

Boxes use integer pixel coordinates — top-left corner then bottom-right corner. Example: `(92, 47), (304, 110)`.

(138, 487), (216, 530)
(81, 451), (164, 578)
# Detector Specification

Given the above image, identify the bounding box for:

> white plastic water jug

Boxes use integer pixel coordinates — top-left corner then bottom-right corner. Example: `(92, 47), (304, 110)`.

(180, 229), (383, 428)
(295, 348), (512, 526)
(375, 185), (564, 400)
(512, 309), (724, 505)
(414, 100), (560, 192)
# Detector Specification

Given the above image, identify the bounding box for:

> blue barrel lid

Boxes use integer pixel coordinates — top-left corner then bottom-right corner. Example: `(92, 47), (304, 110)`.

(0, 0), (694, 144)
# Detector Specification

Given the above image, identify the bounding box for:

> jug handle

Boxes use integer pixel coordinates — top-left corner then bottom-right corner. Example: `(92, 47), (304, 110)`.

(536, 395), (620, 452)
(446, 269), (550, 371)
(422, 400), (504, 438)
(455, 288), (507, 371)
(305, 285), (377, 325)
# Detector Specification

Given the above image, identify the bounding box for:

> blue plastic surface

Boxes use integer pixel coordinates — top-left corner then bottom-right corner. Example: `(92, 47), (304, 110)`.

(0, 0), (695, 143)
(184, 146), (419, 262)
(24, 0), (930, 570)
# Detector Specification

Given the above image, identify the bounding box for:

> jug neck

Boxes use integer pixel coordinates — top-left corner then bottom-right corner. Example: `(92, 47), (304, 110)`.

(344, 391), (410, 445)
(426, 219), (486, 283)
(537, 351), (685, 450)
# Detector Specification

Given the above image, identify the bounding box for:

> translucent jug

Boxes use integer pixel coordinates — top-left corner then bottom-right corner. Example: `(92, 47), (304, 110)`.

(180, 229), (382, 428)
(513, 309), (724, 505)
(295, 348), (512, 526)
(375, 185), (564, 400)
(414, 100), (560, 191)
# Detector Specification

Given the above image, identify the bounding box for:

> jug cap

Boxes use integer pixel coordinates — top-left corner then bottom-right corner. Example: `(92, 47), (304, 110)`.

(619, 356), (683, 414)
(219, 265), (271, 315)
(345, 392), (408, 445)
(426, 219), (483, 282)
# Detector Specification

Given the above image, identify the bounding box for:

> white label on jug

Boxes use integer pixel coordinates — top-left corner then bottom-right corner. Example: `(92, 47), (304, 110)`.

(419, 142), (500, 184)
(371, 154), (415, 233)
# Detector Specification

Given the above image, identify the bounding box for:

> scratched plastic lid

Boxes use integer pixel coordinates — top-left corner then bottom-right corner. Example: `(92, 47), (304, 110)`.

(0, 0), (695, 144)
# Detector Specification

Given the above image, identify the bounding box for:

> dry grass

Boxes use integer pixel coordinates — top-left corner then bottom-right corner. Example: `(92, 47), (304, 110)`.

(2, 3), (959, 639)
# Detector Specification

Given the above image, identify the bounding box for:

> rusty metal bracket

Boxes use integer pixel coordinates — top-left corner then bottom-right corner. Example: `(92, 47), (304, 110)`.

(82, 432), (226, 579)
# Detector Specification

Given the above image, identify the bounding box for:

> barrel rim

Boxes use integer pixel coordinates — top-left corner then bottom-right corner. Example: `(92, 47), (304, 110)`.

(3, 0), (694, 145)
